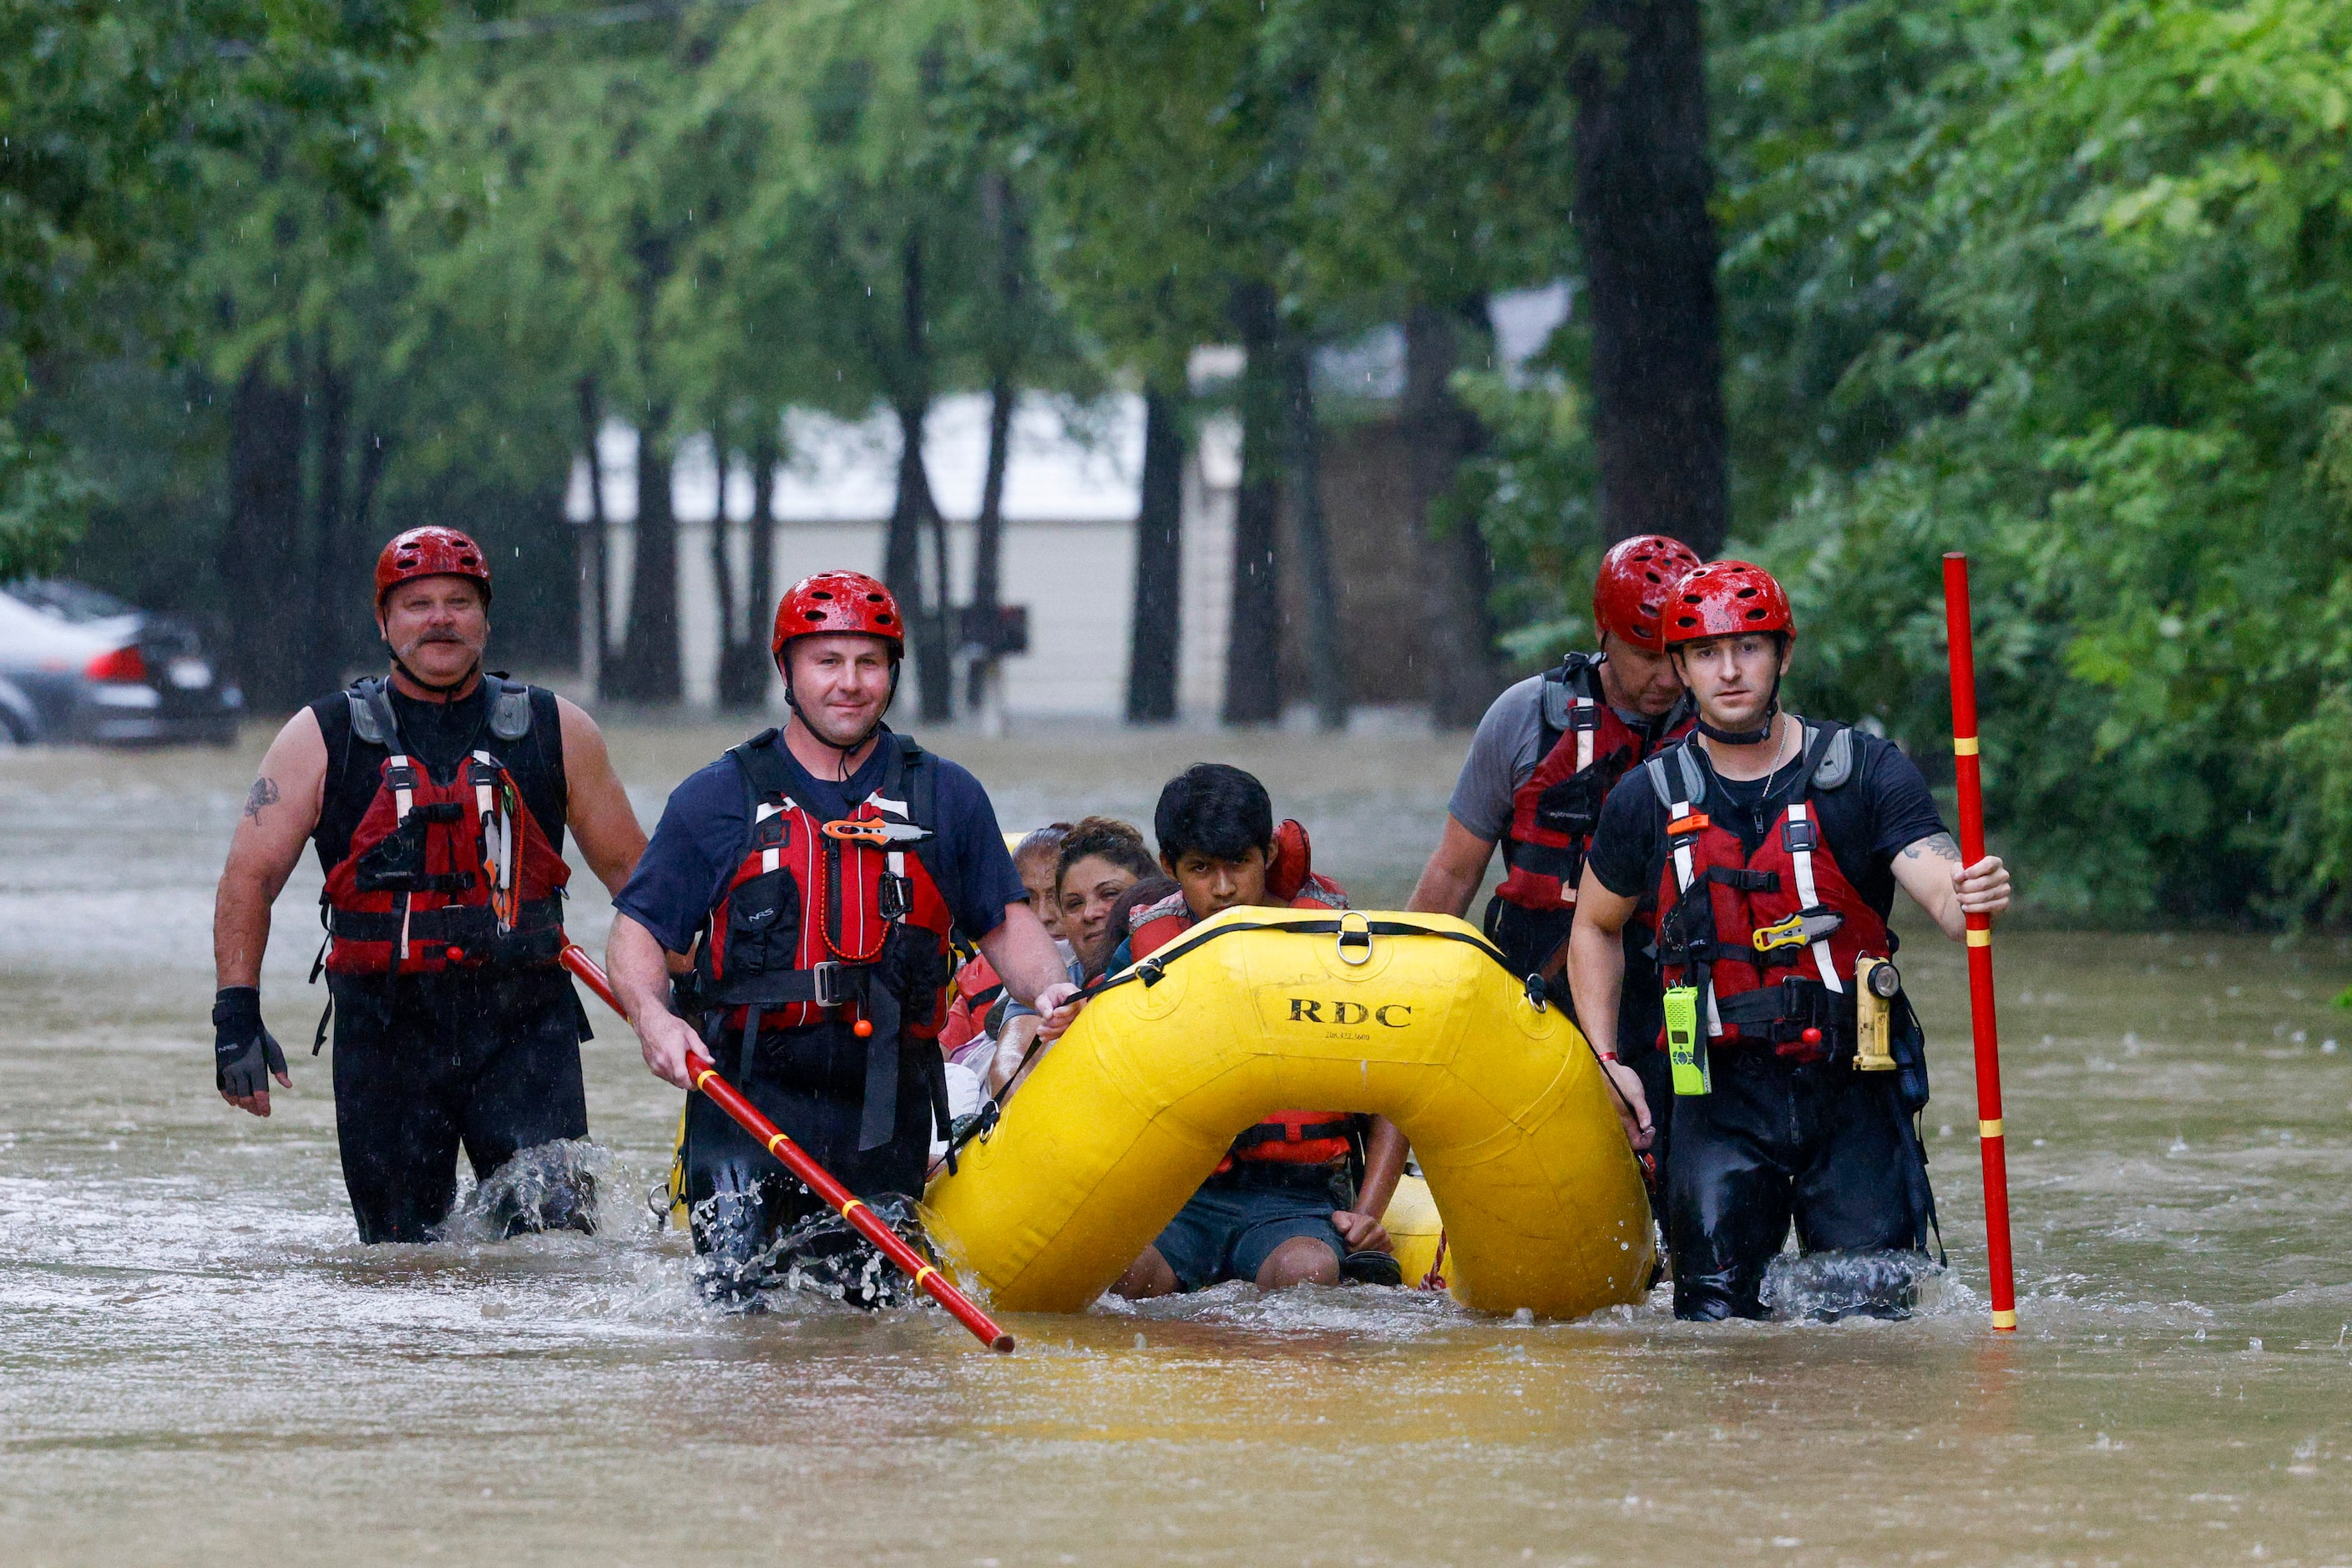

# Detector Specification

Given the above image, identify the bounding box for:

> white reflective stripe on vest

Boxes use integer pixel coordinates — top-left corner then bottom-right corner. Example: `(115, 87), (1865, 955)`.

(869, 790), (909, 903)
(473, 750), (506, 901)
(1667, 796), (1726, 1038)
(1573, 696), (1596, 774)
(755, 802), (781, 875)
(1786, 802), (1843, 994)
(389, 751), (415, 963)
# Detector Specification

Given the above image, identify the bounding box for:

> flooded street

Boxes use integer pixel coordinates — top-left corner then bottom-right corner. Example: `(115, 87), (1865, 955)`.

(3, 720), (2348, 1565)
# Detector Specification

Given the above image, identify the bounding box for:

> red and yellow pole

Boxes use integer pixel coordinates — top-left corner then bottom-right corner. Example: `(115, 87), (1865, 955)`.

(1941, 553), (2019, 1332)
(559, 943), (1014, 1353)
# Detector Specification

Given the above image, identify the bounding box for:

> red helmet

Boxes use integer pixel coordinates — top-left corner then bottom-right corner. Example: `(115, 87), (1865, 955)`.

(1592, 534), (1703, 651)
(375, 527), (491, 607)
(1662, 560), (1794, 647)
(771, 570), (904, 660)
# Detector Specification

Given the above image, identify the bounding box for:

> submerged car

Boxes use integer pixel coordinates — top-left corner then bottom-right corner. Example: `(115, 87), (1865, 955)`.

(0, 579), (242, 745)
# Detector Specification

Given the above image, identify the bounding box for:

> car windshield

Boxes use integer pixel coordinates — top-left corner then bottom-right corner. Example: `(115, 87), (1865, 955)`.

(3, 579), (136, 623)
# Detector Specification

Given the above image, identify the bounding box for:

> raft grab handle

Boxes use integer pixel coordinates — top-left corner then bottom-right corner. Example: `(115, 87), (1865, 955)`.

(1098, 913), (1518, 999)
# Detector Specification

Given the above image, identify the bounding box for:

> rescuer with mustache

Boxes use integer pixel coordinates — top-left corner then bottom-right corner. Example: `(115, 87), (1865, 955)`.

(210, 528), (648, 1242)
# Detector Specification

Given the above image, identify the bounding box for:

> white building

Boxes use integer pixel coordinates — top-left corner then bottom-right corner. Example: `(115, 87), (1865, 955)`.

(567, 287), (1571, 721)
(571, 390), (1241, 720)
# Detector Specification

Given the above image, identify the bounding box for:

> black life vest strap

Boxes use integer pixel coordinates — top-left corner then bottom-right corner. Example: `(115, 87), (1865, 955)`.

(1711, 977), (1858, 1041)
(327, 894), (564, 939)
(681, 959), (881, 1013)
(324, 897), (565, 968)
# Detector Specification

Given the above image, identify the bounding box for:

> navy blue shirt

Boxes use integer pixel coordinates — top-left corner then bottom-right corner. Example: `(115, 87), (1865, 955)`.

(1586, 721), (1949, 936)
(614, 729), (1027, 955)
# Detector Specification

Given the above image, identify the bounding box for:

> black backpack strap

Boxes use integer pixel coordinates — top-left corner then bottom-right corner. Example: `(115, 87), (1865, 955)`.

(1536, 652), (1602, 751)
(871, 731), (957, 935)
(1646, 738), (1707, 811)
(346, 676), (402, 751)
(483, 673), (533, 742)
(726, 727), (793, 808)
(1808, 721), (1856, 792)
(1644, 752), (1676, 811)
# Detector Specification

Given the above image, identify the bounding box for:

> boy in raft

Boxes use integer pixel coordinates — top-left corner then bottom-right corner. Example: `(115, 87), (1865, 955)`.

(1408, 534), (1702, 1151)
(1566, 561), (2011, 1320)
(604, 571), (1079, 1307)
(1108, 764), (1409, 1297)
(210, 528), (649, 1242)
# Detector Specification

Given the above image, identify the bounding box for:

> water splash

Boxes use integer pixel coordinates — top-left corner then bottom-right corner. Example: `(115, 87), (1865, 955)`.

(440, 1138), (615, 1243)
(1759, 1249), (1953, 1322)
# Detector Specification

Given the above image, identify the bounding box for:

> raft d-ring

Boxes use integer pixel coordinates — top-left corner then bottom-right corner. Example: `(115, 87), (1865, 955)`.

(1336, 911), (1373, 966)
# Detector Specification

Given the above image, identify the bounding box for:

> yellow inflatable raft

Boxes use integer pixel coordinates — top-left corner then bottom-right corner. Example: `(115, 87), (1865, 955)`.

(923, 908), (1655, 1318)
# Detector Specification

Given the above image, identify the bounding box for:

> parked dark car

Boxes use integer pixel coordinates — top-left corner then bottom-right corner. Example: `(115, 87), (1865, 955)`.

(0, 579), (243, 746)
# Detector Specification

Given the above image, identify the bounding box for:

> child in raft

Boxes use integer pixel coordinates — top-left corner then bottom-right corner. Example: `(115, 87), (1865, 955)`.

(947, 817), (1158, 1112)
(939, 824), (1071, 1068)
(1106, 764), (1411, 1296)
(933, 825), (1075, 1171)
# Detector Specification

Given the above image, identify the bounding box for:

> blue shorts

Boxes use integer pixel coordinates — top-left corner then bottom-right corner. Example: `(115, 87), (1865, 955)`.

(1151, 1166), (1348, 1290)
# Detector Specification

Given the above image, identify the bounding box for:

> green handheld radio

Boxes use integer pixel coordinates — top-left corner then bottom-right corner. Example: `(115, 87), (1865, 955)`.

(1664, 984), (1711, 1095)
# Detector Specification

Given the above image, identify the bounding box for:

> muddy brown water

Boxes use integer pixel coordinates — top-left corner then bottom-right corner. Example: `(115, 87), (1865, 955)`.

(3, 720), (2348, 1565)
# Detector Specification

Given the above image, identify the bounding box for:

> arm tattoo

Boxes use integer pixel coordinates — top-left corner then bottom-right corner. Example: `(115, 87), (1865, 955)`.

(244, 776), (281, 822)
(1901, 832), (1961, 862)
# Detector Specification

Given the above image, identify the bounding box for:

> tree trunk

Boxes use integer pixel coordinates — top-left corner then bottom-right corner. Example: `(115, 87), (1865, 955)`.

(1223, 280), (1284, 726)
(884, 396), (950, 723)
(1281, 334), (1348, 732)
(352, 429), (390, 549)
(223, 350), (306, 711)
(306, 338), (350, 697)
(1125, 384), (1184, 724)
(878, 236), (951, 724)
(1404, 302), (1504, 728)
(718, 414), (779, 711)
(705, 411), (742, 711)
(967, 372), (1014, 711)
(610, 412), (680, 702)
(574, 377), (605, 699)
(921, 468), (954, 726)
(1570, 0), (1727, 554)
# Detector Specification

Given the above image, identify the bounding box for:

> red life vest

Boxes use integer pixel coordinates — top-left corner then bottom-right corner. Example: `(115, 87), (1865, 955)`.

(1495, 652), (1691, 913)
(320, 678), (569, 976)
(687, 730), (959, 1151)
(937, 953), (1005, 1057)
(1126, 822), (1355, 1171)
(1646, 723), (1887, 1061)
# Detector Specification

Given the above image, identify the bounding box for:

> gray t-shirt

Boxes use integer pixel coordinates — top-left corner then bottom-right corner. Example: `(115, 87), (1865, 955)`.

(1446, 669), (1657, 842)
(1446, 675), (1549, 842)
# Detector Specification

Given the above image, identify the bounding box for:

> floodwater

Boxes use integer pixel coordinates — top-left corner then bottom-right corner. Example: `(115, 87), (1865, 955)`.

(3, 718), (2349, 1565)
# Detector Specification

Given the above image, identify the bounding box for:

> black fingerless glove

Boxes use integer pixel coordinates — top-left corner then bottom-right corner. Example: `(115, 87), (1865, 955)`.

(213, 986), (287, 1097)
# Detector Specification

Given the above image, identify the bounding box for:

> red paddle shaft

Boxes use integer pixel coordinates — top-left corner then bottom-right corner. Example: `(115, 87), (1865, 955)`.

(1941, 554), (2019, 1333)
(559, 943), (1014, 1353)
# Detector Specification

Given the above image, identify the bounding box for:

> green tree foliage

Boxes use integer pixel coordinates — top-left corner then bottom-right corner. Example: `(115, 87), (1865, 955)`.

(1709, 0), (2352, 920)
(0, 0), (427, 578)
